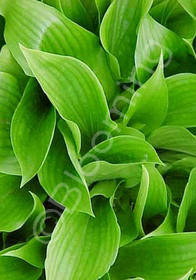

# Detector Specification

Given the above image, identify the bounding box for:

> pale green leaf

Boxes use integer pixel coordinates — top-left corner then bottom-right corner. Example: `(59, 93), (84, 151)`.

(135, 14), (187, 83)
(0, 0), (117, 101)
(11, 78), (56, 186)
(177, 167), (196, 232)
(0, 45), (27, 90)
(0, 72), (21, 175)
(38, 129), (92, 215)
(46, 196), (120, 280)
(124, 54), (168, 134)
(164, 73), (196, 127)
(83, 162), (142, 186)
(3, 236), (49, 269)
(0, 174), (33, 232)
(82, 136), (162, 166)
(100, 0), (153, 79)
(148, 126), (196, 156)
(110, 233), (196, 280)
(22, 47), (115, 153)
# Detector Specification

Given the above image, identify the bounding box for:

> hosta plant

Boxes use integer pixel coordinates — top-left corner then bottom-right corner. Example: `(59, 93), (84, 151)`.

(0, 0), (196, 279)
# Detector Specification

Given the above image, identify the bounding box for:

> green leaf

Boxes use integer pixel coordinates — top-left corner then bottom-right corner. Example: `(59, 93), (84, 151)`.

(111, 124), (145, 139)
(100, 0), (153, 79)
(178, 0), (196, 19)
(3, 236), (49, 269)
(11, 78), (56, 186)
(164, 73), (196, 127)
(110, 233), (196, 280)
(0, 256), (42, 280)
(83, 162), (142, 186)
(59, 0), (98, 32)
(148, 126), (196, 156)
(82, 136), (162, 166)
(124, 54), (168, 135)
(38, 129), (92, 215)
(133, 164), (168, 235)
(0, 174), (34, 232)
(22, 47), (115, 153)
(0, 45), (27, 90)
(1, 0), (117, 101)
(95, 0), (111, 22)
(0, 72), (21, 175)
(135, 14), (187, 83)
(45, 196), (120, 280)
(90, 180), (117, 198)
(150, 0), (196, 39)
(177, 167), (196, 232)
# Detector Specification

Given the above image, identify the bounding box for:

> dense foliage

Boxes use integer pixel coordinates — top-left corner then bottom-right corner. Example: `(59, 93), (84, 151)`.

(0, 0), (196, 279)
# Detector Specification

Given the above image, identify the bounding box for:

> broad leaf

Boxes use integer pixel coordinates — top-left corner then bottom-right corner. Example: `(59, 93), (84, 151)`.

(22, 47), (115, 153)
(177, 167), (196, 232)
(150, 0), (196, 39)
(83, 162), (142, 186)
(82, 136), (162, 166)
(0, 0), (117, 101)
(95, 0), (112, 22)
(135, 14), (187, 83)
(0, 256), (42, 280)
(11, 78), (56, 186)
(0, 45), (27, 90)
(110, 233), (196, 280)
(0, 72), (21, 175)
(124, 54), (168, 135)
(133, 164), (168, 235)
(38, 129), (92, 215)
(100, 0), (153, 79)
(46, 196), (120, 280)
(148, 126), (196, 156)
(59, 0), (98, 32)
(3, 236), (49, 269)
(178, 0), (196, 19)
(164, 73), (196, 127)
(0, 174), (34, 232)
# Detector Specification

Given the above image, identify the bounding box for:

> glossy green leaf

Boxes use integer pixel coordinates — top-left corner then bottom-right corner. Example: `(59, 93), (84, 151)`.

(177, 167), (196, 232)
(133, 164), (168, 235)
(83, 162), (142, 186)
(38, 129), (92, 215)
(11, 78), (56, 186)
(148, 126), (196, 156)
(95, 0), (111, 22)
(135, 14), (187, 83)
(0, 45), (27, 90)
(100, 0), (153, 79)
(46, 196), (120, 280)
(22, 47), (115, 153)
(82, 136), (162, 166)
(114, 187), (138, 246)
(110, 233), (196, 280)
(164, 73), (196, 127)
(0, 174), (34, 232)
(59, 0), (98, 32)
(0, 0), (117, 101)
(150, 0), (196, 39)
(178, 0), (196, 19)
(0, 256), (42, 280)
(111, 124), (145, 139)
(3, 236), (49, 269)
(90, 180), (117, 198)
(124, 54), (168, 134)
(0, 72), (21, 175)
